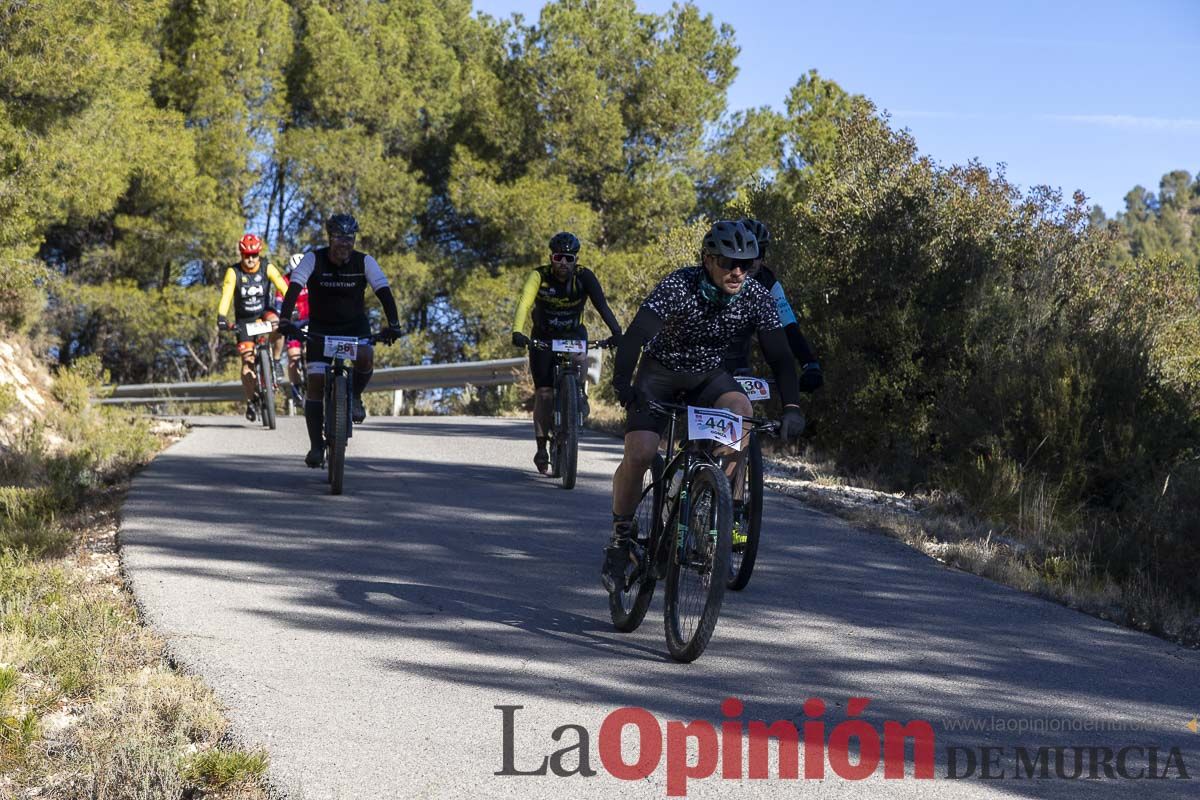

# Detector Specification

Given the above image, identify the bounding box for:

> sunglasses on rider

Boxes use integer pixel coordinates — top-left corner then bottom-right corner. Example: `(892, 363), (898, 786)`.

(711, 255), (755, 273)
(551, 252), (577, 264)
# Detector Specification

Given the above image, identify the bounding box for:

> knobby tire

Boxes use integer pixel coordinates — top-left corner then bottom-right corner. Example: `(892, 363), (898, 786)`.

(663, 463), (732, 662)
(328, 373), (349, 495)
(609, 454), (663, 632)
(258, 345), (277, 430)
(559, 374), (579, 490)
(727, 431), (763, 590)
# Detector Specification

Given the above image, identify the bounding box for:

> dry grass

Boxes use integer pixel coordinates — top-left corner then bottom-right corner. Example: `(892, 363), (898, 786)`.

(763, 462), (1200, 647)
(0, 482), (272, 799)
(1, 355), (274, 800)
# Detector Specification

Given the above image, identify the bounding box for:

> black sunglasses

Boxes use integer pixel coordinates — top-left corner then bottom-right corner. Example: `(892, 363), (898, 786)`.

(551, 252), (577, 264)
(711, 255), (755, 273)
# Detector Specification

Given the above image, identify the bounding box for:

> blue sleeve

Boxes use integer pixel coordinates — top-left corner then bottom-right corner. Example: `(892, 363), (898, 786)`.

(770, 281), (798, 328)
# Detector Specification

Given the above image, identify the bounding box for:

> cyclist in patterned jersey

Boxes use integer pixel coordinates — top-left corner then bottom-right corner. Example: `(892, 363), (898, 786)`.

(601, 220), (806, 593)
(722, 219), (824, 394)
(278, 214), (403, 468)
(275, 252), (311, 405)
(511, 232), (622, 474)
(217, 233), (290, 422)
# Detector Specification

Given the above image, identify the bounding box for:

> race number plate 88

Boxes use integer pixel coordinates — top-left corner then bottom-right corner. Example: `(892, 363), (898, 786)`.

(552, 339), (587, 354)
(323, 336), (359, 360)
(735, 376), (771, 401)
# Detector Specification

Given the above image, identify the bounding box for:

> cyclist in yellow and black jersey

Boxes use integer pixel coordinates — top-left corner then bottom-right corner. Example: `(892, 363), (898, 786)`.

(217, 233), (289, 421)
(511, 232), (622, 474)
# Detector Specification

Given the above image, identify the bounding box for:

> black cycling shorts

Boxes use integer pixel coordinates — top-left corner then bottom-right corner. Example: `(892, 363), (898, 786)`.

(625, 356), (745, 435)
(529, 326), (585, 388)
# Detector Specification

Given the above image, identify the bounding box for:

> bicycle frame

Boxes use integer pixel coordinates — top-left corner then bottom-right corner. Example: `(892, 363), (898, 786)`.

(641, 401), (779, 556)
(529, 338), (606, 415)
(305, 331), (376, 440)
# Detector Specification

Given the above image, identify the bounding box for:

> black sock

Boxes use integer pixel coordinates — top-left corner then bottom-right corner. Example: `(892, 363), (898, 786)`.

(353, 369), (373, 397)
(612, 513), (634, 540)
(305, 400), (323, 449)
(536, 436), (548, 454)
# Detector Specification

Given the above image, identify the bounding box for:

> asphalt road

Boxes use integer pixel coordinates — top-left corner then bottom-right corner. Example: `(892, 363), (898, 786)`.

(121, 416), (1200, 799)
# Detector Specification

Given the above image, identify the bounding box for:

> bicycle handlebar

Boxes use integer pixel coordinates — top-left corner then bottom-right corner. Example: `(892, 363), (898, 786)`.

(284, 322), (395, 346)
(644, 399), (781, 435)
(526, 338), (615, 352)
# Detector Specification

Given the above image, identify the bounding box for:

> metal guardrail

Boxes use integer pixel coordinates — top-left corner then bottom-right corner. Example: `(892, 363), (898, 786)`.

(101, 346), (606, 406)
(100, 358), (528, 405)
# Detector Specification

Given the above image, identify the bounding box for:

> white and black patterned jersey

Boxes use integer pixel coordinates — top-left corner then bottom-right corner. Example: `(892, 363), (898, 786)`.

(288, 247), (389, 334)
(643, 266), (782, 373)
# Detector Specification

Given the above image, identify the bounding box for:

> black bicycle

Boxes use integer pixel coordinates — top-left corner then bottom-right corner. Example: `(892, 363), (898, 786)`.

(296, 329), (390, 495)
(527, 338), (612, 490)
(239, 318), (281, 431)
(608, 399), (779, 662)
(726, 374), (774, 590)
(284, 321), (309, 415)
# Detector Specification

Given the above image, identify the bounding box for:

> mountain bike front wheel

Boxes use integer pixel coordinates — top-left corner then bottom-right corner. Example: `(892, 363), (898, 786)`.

(327, 373), (349, 495)
(663, 463), (733, 663)
(558, 373), (579, 490)
(257, 345), (277, 431)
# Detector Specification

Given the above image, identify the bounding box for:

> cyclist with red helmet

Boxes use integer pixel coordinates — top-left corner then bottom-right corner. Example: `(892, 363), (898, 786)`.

(217, 233), (289, 421)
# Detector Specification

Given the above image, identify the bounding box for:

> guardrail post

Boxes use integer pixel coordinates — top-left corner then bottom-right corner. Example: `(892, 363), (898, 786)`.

(392, 389), (404, 416)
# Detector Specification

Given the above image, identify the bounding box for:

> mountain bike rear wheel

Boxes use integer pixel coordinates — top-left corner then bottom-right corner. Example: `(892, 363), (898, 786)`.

(727, 431), (762, 590)
(609, 454), (663, 632)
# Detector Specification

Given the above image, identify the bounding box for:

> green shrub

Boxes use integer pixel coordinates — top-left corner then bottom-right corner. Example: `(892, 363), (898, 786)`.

(51, 354), (109, 415)
(0, 384), (17, 417)
(180, 748), (269, 789)
(749, 103), (1200, 606)
(0, 265), (47, 335)
(0, 486), (71, 555)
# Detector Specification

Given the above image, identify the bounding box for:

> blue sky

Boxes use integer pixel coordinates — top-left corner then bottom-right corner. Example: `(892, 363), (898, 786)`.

(472, 0), (1199, 216)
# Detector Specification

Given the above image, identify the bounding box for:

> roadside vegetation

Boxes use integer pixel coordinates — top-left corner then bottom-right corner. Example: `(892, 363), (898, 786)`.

(0, 323), (270, 796)
(0, 12), (1196, 788)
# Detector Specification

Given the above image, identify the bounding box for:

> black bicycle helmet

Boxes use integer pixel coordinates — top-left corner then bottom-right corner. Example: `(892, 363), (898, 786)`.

(701, 220), (759, 260)
(326, 213), (359, 237)
(549, 231), (581, 255)
(738, 218), (770, 252)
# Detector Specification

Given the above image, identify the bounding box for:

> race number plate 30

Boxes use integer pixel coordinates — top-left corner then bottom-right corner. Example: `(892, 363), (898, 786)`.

(244, 320), (273, 337)
(323, 336), (359, 360)
(552, 339), (587, 354)
(687, 406), (744, 451)
(735, 376), (771, 401)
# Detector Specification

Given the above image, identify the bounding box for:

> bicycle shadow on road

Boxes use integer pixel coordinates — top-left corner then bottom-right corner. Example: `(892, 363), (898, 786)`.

(121, 417), (1200, 795)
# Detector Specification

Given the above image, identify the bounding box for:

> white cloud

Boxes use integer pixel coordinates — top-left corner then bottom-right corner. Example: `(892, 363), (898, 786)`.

(1041, 114), (1200, 132)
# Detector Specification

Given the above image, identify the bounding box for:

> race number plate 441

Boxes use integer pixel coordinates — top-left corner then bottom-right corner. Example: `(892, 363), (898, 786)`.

(735, 376), (771, 401)
(551, 339), (587, 354)
(687, 406), (744, 451)
(323, 336), (359, 360)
